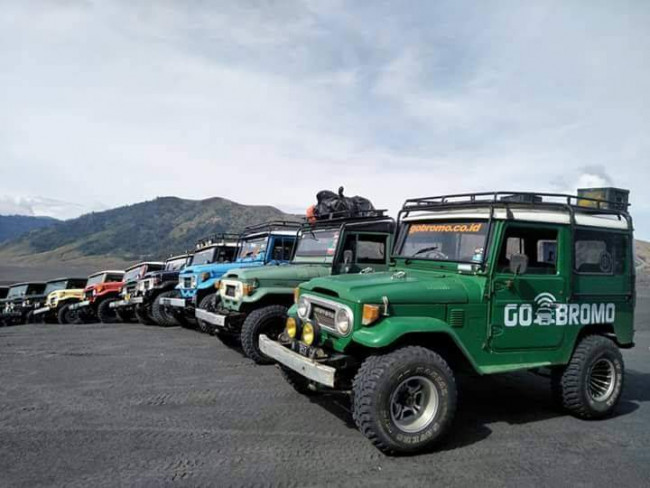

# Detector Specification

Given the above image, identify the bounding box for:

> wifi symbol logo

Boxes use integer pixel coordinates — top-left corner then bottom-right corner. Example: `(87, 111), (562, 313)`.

(534, 293), (557, 325)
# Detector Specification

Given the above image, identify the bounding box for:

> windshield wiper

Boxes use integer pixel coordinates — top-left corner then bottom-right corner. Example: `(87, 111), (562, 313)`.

(412, 246), (440, 257)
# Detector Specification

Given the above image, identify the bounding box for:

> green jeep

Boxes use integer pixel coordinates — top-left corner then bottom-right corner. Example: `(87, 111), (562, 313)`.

(260, 189), (635, 454)
(197, 211), (394, 363)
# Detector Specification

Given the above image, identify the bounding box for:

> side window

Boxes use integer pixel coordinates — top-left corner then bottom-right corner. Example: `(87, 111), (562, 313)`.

(341, 234), (387, 265)
(498, 226), (559, 274)
(574, 230), (627, 274)
(356, 234), (387, 264)
(272, 238), (295, 261)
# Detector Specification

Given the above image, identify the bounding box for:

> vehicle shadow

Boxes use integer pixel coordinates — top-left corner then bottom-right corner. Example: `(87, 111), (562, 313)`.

(307, 368), (648, 453)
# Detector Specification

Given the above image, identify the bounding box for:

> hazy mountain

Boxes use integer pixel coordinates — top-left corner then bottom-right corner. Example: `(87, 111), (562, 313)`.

(0, 196), (300, 264)
(0, 215), (59, 243)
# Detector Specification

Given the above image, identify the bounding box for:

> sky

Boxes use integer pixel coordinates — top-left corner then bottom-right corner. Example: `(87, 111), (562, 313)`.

(1, 0), (649, 239)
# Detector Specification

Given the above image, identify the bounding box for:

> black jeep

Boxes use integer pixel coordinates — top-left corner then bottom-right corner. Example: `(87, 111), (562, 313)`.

(0, 282), (47, 326)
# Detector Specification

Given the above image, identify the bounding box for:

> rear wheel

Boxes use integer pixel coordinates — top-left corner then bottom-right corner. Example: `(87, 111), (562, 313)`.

(241, 305), (288, 364)
(151, 291), (179, 327)
(135, 306), (155, 325)
(97, 298), (120, 324)
(552, 335), (624, 419)
(352, 346), (457, 455)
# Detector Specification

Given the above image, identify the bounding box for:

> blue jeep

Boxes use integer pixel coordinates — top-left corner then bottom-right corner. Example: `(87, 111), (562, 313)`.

(161, 222), (300, 331)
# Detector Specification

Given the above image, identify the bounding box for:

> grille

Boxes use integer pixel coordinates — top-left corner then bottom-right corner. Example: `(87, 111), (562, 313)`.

(85, 290), (93, 300)
(311, 305), (335, 328)
(225, 285), (236, 298)
(183, 277), (192, 289)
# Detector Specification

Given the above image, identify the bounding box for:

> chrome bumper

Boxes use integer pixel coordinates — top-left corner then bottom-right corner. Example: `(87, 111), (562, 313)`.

(259, 335), (335, 388)
(159, 297), (186, 308)
(131, 297), (144, 304)
(109, 300), (128, 309)
(33, 306), (51, 316)
(195, 308), (225, 327)
(69, 300), (90, 310)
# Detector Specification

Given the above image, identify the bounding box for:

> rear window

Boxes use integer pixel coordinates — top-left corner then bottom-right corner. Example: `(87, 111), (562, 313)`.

(574, 230), (627, 274)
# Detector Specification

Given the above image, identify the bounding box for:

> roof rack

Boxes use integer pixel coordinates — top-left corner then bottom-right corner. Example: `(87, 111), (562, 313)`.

(195, 233), (241, 250)
(241, 220), (302, 236)
(301, 209), (390, 227)
(402, 191), (630, 217)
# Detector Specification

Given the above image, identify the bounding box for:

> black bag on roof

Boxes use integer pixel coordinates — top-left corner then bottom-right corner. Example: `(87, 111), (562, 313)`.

(313, 187), (375, 219)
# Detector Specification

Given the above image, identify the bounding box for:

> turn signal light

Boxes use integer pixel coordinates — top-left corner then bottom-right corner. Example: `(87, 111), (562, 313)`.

(242, 283), (256, 296)
(362, 304), (381, 326)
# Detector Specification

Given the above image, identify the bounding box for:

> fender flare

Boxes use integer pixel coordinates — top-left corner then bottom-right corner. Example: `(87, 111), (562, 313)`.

(351, 316), (481, 373)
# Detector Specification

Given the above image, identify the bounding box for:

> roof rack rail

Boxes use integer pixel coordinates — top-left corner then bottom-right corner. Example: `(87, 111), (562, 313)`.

(302, 209), (389, 226)
(195, 233), (241, 250)
(402, 191), (630, 215)
(242, 220), (303, 235)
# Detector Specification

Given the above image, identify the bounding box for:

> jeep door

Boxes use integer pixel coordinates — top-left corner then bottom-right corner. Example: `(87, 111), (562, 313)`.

(489, 222), (568, 351)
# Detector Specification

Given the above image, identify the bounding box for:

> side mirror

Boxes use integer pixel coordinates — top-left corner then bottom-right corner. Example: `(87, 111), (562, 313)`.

(509, 253), (529, 275)
(343, 250), (354, 265)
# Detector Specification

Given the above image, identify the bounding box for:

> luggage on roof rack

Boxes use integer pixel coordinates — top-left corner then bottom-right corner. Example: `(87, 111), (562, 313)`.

(308, 187), (376, 221)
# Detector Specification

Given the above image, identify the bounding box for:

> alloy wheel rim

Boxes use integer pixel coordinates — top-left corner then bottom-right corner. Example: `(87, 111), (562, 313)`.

(389, 376), (439, 433)
(588, 358), (616, 402)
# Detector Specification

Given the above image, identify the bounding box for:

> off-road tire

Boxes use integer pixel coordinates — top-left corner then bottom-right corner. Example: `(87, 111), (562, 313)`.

(197, 294), (218, 334)
(25, 311), (36, 324)
(97, 298), (120, 324)
(151, 291), (179, 327)
(352, 346), (457, 455)
(241, 305), (288, 365)
(280, 366), (319, 396)
(115, 308), (135, 323)
(552, 335), (624, 419)
(135, 306), (155, 325)
(58, 303), (80, 324)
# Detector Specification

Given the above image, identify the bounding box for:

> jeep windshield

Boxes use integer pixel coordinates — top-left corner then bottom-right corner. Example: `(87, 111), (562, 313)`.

(293, 229), (339, 263)
(398, 220), (488, 264)
(124, 266), (146, 282)
(165, 257), (188, 271)
(44, 280), (67, 295)
(238, 237), (267, 261)
(7, 285), (28, 298)
(190, 247), (216, 266)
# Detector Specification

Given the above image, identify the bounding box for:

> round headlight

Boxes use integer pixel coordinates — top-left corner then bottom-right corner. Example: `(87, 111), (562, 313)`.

(286, 317), (297, 339)
(297, 296), (311, 319)
(335, 308), (351, 335)
(301, 322), (315, 346)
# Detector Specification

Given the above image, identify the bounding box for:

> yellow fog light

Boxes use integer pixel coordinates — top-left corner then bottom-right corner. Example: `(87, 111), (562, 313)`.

(286, 317), (297, 339)
(301, 322), (315, 346)
(362, 304), (381, 326)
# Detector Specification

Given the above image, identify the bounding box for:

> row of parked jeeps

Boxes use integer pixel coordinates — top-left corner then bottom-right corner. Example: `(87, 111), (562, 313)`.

(0, 187), (637, 455)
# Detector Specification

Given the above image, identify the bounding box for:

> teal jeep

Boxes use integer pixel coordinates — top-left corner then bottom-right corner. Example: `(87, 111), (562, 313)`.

(201, 211), (394, 363)
(260, 189), (635, 454)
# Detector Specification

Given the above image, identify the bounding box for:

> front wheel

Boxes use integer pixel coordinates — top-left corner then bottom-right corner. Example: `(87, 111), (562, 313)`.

(197, 294), (218, 334)
(134, 306), (155, 325)
(552, 335), (624, 419)
(241, 305), (288, 365)
(58, 303), (81, 324)
(352, 346), (457, 455)
(151, 291), (179, 327)
(97, 298), (120, 324)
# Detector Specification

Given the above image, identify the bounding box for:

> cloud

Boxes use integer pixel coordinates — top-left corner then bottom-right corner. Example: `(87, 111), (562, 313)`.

(0, 196), (106, 220)
(0, 0), (649, 238)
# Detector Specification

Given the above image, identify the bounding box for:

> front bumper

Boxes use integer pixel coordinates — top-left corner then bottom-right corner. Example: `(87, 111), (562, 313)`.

(33, 306), (52, 316)
(259, 335), (336, 388)
(159, 297), (187, 308)
(195, 308), (226, 327)
(69, 300), (90, 311)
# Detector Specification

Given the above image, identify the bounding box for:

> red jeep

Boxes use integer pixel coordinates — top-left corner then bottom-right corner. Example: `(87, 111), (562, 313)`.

(70, 270), (125, 323)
